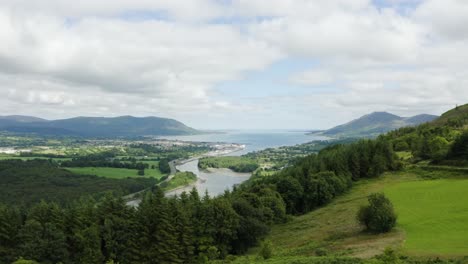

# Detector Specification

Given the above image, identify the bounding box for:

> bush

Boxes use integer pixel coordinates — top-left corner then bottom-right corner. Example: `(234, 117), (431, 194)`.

(358, 193), (397, 233)
(259, 239), (273, 260)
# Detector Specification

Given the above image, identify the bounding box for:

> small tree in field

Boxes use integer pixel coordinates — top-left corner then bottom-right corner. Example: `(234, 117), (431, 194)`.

(358, 193), (397, 233)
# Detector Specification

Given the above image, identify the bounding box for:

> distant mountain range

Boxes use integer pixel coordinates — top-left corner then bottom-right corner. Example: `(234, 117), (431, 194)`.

(314, 112), (438, 138)
(0, 115), (199, 137)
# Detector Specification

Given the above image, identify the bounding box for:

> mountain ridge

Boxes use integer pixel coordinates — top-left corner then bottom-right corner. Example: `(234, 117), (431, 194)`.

(0, 115), (199, 137)
(317, 111), (438, 138)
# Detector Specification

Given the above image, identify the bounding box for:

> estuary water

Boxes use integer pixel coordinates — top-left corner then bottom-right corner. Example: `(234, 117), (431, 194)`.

(160, 130), (328, 155)
(162, 130), (327, 197)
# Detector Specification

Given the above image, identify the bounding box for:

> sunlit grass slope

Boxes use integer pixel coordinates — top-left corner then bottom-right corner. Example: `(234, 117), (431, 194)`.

(385, 179), (468, 256)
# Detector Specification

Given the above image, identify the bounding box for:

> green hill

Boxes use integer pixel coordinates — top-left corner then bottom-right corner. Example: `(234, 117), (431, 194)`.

(430, 103), (468, 128)
(226, 104), (468, 263)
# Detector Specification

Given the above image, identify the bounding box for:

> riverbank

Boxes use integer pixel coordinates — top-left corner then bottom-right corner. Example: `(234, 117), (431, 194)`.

(164, 144), (249, 196)
(125, 142), (246, 206)
(165, 159), (251, 197)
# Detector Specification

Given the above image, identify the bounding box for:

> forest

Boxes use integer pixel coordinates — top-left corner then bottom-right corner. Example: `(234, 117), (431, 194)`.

(0, 159), (157, 206)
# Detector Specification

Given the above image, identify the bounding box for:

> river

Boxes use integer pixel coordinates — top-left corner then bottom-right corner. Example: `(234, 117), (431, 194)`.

(126, 131), (326, 205)
(162, 130), (327, 197)
(164, 159), (251, 197)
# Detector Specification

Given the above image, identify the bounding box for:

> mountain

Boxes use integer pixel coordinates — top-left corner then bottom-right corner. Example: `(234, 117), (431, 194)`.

(0, 115), (48, 123)
(318, 111), (438, 138)
(0, 115), (199, 137)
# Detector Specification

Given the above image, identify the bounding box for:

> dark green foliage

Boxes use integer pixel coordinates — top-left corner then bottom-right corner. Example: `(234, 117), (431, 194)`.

(61, 152), (149, 170)
(0, 204), (22, 263)
(0, 159), (157, 205)
(252, 137), (399, 214)
(259, 239), (273, 259)
(447, 130), (468, 160)
(0, 183), (288, 263)
(199, 156), (259, 173)
(358, 193), (397, 233)
(159, 159), (171, 174)
(382, 105), (468, 164)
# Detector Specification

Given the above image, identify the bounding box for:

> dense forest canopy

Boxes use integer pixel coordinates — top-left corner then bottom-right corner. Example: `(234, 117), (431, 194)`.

(0, 159), (157, 206)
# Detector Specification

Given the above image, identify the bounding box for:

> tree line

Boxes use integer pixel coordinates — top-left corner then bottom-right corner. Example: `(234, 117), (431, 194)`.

(0, 185), (286, 264)
(383, 124), (468, 165)
(245, 137), (400, 215)
(61, 158), (149, 170)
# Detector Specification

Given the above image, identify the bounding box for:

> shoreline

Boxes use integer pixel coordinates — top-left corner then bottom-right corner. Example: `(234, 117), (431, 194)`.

(166, 144), (247, 192)
(125, 142), (246, 205)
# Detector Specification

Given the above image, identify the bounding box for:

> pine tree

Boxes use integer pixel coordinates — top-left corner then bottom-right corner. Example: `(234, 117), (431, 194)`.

(0, 205), (22, 263)
(137, 190), (180, 263)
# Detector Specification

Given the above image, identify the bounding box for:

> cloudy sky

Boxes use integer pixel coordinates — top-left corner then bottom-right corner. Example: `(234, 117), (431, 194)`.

(0, 0), (467, 129)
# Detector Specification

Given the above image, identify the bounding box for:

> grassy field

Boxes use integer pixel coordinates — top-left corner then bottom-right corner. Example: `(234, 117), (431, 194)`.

(227, 167), (468, 263)
(385, 179), (468, 256)
(160, 171), (197, 191)
(66, 167), (166, 179)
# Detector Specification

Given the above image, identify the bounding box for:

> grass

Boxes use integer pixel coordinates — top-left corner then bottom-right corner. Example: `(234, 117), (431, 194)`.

(236, 173), (410, 262)
(231, 167), (468, 263)
(160, 171), (197, 191)
(66, 167), (166, 179)
(385, 179), (468, 256)
(396, 151), (413, 161)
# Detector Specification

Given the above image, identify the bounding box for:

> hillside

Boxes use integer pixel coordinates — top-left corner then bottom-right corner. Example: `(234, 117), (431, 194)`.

(317, 112), (438, 138)
(430, 103), (468, 128)
(0, 115), (199, 137)
(220, 105), (468, 263)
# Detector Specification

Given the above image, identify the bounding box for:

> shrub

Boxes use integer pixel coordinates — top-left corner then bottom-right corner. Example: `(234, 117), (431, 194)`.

(358, 193), (397, 233)
(259, 240), (273, 260)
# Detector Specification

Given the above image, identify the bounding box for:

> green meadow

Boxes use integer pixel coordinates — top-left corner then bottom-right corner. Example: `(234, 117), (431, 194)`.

(226, 167), (468, 263)
(385, 179), (468, 256)
(66, 166), (166, 180)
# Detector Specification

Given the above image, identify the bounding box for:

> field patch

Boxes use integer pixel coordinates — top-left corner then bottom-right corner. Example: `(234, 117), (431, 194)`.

(385, 179), (468, 256)
(66, 167), (165, 179)
(160, 171), (197, 191)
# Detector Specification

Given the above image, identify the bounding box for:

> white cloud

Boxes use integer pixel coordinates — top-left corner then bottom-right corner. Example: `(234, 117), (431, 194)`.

(0, 0), (467, 129)
(414, 0), (468, 40)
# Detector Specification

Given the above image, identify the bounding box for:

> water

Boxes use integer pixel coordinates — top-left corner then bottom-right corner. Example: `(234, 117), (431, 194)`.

(165, 159), (251, 197)
(160, 130), (328, 155)
(162, 130), (327, 197)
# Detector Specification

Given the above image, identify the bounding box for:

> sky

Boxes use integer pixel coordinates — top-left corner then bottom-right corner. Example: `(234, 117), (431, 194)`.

(0, 0), (467, 130)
